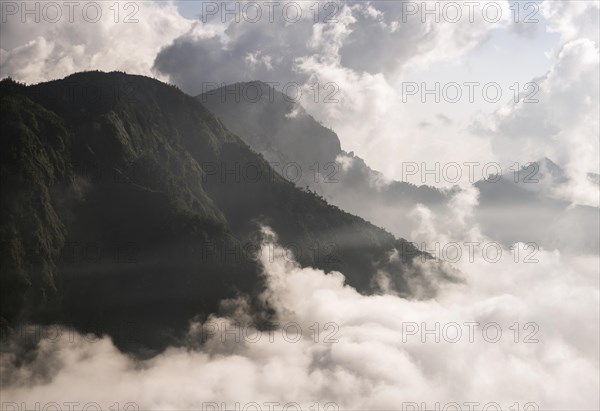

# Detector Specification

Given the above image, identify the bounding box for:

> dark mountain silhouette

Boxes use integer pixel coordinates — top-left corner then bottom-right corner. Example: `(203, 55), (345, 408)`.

(0, 72), (433, 354)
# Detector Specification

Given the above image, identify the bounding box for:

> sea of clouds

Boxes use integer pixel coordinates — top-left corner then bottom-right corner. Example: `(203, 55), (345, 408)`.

(1, 187), (598, 410)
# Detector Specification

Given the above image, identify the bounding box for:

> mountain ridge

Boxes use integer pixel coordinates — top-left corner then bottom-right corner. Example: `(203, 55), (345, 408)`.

(0, 71), (434, 353)
(199, 81), (599, 254)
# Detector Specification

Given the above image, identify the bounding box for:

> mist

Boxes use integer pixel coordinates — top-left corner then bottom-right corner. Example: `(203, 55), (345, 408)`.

(2, 190), (598, 410)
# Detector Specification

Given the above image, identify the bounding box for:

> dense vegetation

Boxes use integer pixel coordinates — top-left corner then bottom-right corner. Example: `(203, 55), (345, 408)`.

(1, 72), (426, 353)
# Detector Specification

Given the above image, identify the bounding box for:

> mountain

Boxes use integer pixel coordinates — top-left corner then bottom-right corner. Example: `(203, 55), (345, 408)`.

(199, 82), (448, 239)
(200, 83), (599, 254)
(474, 159), (599, 253)
(200, 81), (342, 171)
(0, 72), (432, 353)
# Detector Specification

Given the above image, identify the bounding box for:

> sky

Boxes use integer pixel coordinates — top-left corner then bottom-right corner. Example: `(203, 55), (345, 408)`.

(1, 1), (598, 205)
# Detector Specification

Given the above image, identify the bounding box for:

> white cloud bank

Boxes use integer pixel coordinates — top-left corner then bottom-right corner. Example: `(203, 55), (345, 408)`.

(2, 204), (598, 410)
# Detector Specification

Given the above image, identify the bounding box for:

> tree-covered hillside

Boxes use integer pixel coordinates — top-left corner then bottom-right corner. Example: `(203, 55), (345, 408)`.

(1, 72), (428, 353)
